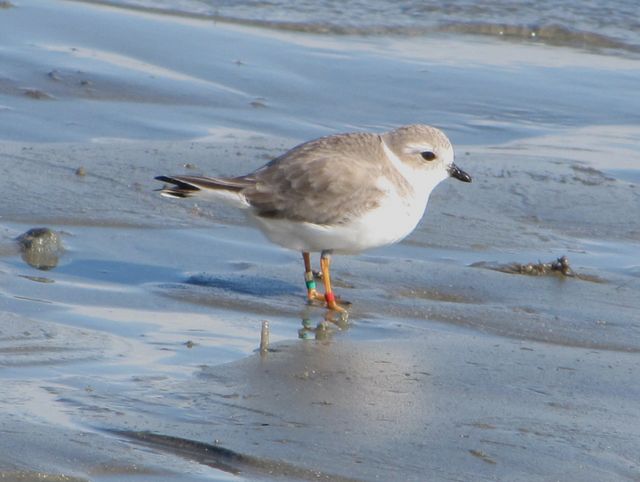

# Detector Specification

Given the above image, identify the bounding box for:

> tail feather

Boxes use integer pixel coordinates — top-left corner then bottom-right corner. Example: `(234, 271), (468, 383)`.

(155, 175), (253, 199)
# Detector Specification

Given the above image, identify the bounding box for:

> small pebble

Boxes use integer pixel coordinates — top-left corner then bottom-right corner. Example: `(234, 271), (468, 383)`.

(250, 99), (267, 108)
(47, 70), (62, 81)
(23, 88), (54, 100)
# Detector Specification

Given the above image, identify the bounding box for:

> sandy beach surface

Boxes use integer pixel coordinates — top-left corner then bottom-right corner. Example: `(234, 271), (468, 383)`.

(1, 1), (639, 480)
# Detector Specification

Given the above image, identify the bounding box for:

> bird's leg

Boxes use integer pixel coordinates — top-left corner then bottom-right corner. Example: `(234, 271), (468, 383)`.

(302, 252), (324, 302)
(320, 250), (346, 312)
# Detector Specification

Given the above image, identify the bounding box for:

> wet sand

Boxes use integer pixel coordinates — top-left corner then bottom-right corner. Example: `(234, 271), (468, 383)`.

(1, 1), (640, 481)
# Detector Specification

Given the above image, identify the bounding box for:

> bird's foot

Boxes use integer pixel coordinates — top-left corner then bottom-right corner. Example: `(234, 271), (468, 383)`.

(307, 288), (325, 303)
(307, 289), (350, 313)
(324, 292), (350, 313)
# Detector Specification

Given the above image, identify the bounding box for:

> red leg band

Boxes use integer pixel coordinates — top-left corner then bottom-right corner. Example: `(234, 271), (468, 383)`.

(325, 292), (336, 303)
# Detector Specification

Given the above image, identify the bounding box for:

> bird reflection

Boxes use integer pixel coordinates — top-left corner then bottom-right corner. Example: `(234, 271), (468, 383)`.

(298, 306), (349, 341)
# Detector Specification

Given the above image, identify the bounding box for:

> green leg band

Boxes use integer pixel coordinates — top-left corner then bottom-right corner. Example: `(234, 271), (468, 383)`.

(304, 271), (316, 290)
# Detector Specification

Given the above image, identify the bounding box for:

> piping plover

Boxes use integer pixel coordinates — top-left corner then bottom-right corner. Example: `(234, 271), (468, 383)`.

(156, 124), (471, 312)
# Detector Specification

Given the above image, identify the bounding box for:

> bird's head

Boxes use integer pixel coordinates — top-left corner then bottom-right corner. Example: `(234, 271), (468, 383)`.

(382, 124), (472, 186)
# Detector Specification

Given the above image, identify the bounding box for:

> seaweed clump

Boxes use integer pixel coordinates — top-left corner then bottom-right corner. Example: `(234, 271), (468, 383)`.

(16, 227), (64, 270)
(508, 256), (574, 277)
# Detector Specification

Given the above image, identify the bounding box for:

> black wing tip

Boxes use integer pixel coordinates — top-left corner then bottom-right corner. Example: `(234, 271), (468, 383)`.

(155, 175), (174, 183)
(155, 175), (200, 198)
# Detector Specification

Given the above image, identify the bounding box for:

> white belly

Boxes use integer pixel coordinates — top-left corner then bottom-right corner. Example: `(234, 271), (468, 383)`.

(249, 189), (429, 254)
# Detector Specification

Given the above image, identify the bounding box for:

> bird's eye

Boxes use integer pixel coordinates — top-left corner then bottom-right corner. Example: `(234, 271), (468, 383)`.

(420, 151), (436, 161)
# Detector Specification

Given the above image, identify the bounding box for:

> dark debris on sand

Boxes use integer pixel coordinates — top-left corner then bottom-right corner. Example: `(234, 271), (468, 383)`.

(505, 255), (574, 277)
(16, 227), (64, 271)
(477, 256), (606, 283)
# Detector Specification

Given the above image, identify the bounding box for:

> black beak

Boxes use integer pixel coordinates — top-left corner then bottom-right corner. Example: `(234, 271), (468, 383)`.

(448, 163), (472, 183)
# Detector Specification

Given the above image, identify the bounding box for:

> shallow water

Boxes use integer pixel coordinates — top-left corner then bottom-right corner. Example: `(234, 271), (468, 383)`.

(0, 0), (639, 480)
(77, 0), (640, 56)
(2, 0), (640, 146)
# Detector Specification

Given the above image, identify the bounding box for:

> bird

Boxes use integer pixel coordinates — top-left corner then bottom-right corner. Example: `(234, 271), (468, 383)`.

(156, 124), (471, 312)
